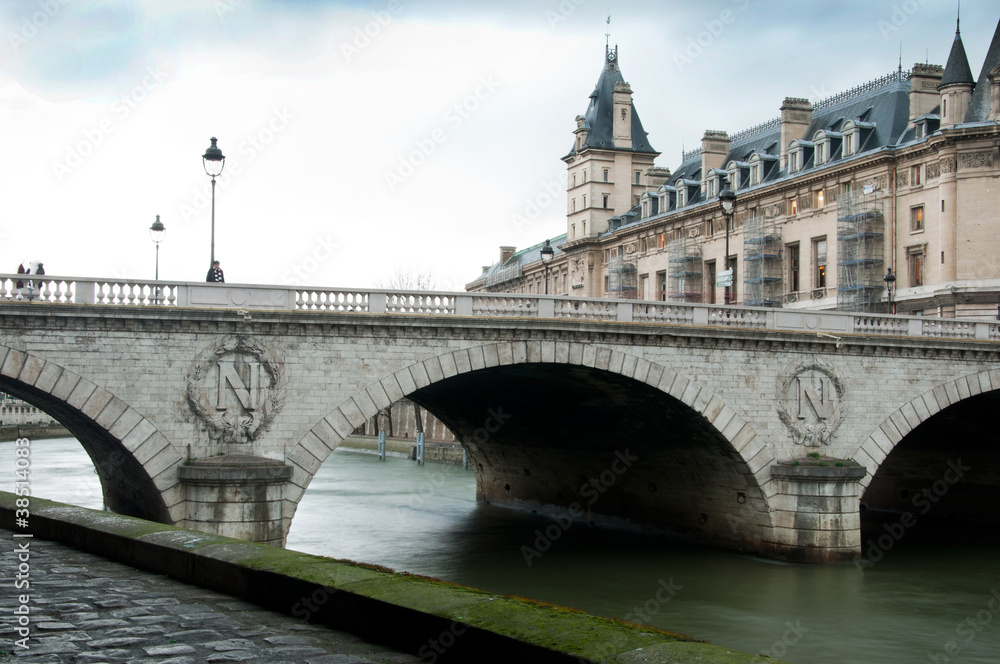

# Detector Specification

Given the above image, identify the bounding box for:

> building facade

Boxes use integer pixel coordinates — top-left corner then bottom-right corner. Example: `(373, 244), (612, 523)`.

(468, 20), (1000, 320)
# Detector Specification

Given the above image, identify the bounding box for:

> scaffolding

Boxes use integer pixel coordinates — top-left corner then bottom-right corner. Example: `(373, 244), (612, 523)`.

(836, 191), (885, 312)
(607, 255), (638, 299)
(743, 215), (782, 307)
(668, 235), (703, 302)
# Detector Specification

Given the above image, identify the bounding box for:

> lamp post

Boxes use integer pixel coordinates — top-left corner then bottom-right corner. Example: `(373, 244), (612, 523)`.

(883, 267), (896, 314)
(149, 215), (166, 304)
(719, 184), (737, 305)
(202, 137), (226, 266)
(540, 239), (554, 295)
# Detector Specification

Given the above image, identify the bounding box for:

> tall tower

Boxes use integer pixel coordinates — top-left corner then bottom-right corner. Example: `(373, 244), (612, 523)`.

(562, 46), (659, 246)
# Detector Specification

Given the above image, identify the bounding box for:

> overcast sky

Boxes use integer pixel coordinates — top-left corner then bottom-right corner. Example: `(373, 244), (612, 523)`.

(2, 0), (997, 291)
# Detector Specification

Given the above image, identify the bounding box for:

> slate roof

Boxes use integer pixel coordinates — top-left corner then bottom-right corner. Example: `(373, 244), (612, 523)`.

(965, 18), (1000, 122)
(940, 24), (975, 88)
(565, 46), (657, 158)
(469, 235), (569, 288)
(632, 71), (913, 227)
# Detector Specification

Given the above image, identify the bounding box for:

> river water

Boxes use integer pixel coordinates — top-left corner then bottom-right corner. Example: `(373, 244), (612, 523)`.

(4, 438), (998, 664)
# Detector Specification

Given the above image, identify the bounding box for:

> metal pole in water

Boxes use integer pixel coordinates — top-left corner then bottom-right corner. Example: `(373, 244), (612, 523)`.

(378, 431), (386, 461)
(417, 432), (425, 465)
(462, 448), (468, 469)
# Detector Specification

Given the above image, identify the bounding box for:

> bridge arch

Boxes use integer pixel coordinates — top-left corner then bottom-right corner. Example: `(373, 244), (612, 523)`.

(854, 368), (999, 488)
(856, 368), (1000, 524)
(0, 344), (182, 524)
(286, 340), (778, 555)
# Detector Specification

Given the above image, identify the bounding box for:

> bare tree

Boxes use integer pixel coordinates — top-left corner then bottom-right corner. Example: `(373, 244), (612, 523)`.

(378, 266), (437, 291)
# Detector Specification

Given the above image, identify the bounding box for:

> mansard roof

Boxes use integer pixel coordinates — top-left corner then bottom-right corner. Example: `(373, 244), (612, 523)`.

(669, 71), (910, 192)
(965, 18), (1000, 122)
(566, 46), (657, 157)
(609, 71), (912, 232)
(940, 24), (975, 88)
(468, 235), (568, 289)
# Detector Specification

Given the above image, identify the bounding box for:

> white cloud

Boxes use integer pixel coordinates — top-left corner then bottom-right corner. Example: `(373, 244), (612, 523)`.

(0, 1), (996, 288)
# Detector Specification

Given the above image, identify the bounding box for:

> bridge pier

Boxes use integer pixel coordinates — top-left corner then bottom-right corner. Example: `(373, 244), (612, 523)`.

(767, 461), (867, 563)
(177, 454), (293, 546)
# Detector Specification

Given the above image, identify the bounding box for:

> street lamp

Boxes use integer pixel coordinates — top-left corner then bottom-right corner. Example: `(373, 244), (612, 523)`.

(883, 267), (896, 314)
(540, 239), (554, 295)
(719, 184), (737, 305)
(149, 215), (166, 304)
(202, 137), (226, 266)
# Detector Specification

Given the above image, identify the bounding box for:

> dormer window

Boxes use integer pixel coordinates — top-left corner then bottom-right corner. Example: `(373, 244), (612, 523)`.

(706, 170), (725, 199)
(843, 130), (856, 157)
(814, 134), (828, 165)
(841, 119), (874, 157)
(913, 114), (939, 140)
(813, 130), (842, 166)
(787, 140), (814, 174)
(676, 184), (686, 208)
(659, 185), (677, 211)
(749, 154), (762, 186)
(725, 161), (750, 190)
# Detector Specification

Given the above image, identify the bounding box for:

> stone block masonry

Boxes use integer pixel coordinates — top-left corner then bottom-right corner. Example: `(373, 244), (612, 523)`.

(0, 493), (789, 664)
(0, 300), (996, 562)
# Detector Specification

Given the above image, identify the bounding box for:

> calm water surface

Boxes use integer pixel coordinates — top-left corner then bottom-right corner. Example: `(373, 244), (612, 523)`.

(4, 438), (998, 664)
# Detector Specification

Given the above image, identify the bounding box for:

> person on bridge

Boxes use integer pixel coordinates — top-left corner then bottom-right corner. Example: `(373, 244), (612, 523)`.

(206, 260), (225, 283)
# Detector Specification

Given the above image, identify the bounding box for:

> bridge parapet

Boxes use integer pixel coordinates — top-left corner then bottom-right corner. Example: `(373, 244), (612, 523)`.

(2, 273), (999, 343)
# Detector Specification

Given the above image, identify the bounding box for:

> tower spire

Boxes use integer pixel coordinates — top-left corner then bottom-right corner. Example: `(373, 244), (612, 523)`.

(605, 9), (611, 51)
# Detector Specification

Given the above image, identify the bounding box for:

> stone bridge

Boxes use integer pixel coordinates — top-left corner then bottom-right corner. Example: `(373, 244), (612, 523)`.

(1, 274), (998, 563)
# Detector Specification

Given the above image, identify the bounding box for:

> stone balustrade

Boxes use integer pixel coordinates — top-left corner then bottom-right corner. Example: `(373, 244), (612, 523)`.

(1, 273), (998, 342)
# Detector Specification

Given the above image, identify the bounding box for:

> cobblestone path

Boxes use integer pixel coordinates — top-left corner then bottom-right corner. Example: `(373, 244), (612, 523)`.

(1, 530), (423, 664)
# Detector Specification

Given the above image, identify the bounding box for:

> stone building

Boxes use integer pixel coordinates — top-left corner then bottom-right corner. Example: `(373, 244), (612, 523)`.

(0, 393), (58, 426)
(468, 19), (1000, 320)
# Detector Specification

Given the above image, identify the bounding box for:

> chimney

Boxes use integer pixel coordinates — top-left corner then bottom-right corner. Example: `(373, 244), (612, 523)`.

(612, 81), (633, 149)
(909, 63), (944, 123)
(646, 166), (672, 189)
(701, 130), (730, 187)
(500, 246), (516, 265)
(779, 98), (813, 170)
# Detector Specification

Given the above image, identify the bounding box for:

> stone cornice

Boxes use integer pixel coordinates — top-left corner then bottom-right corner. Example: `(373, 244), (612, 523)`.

(2, 302), (997, 362)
